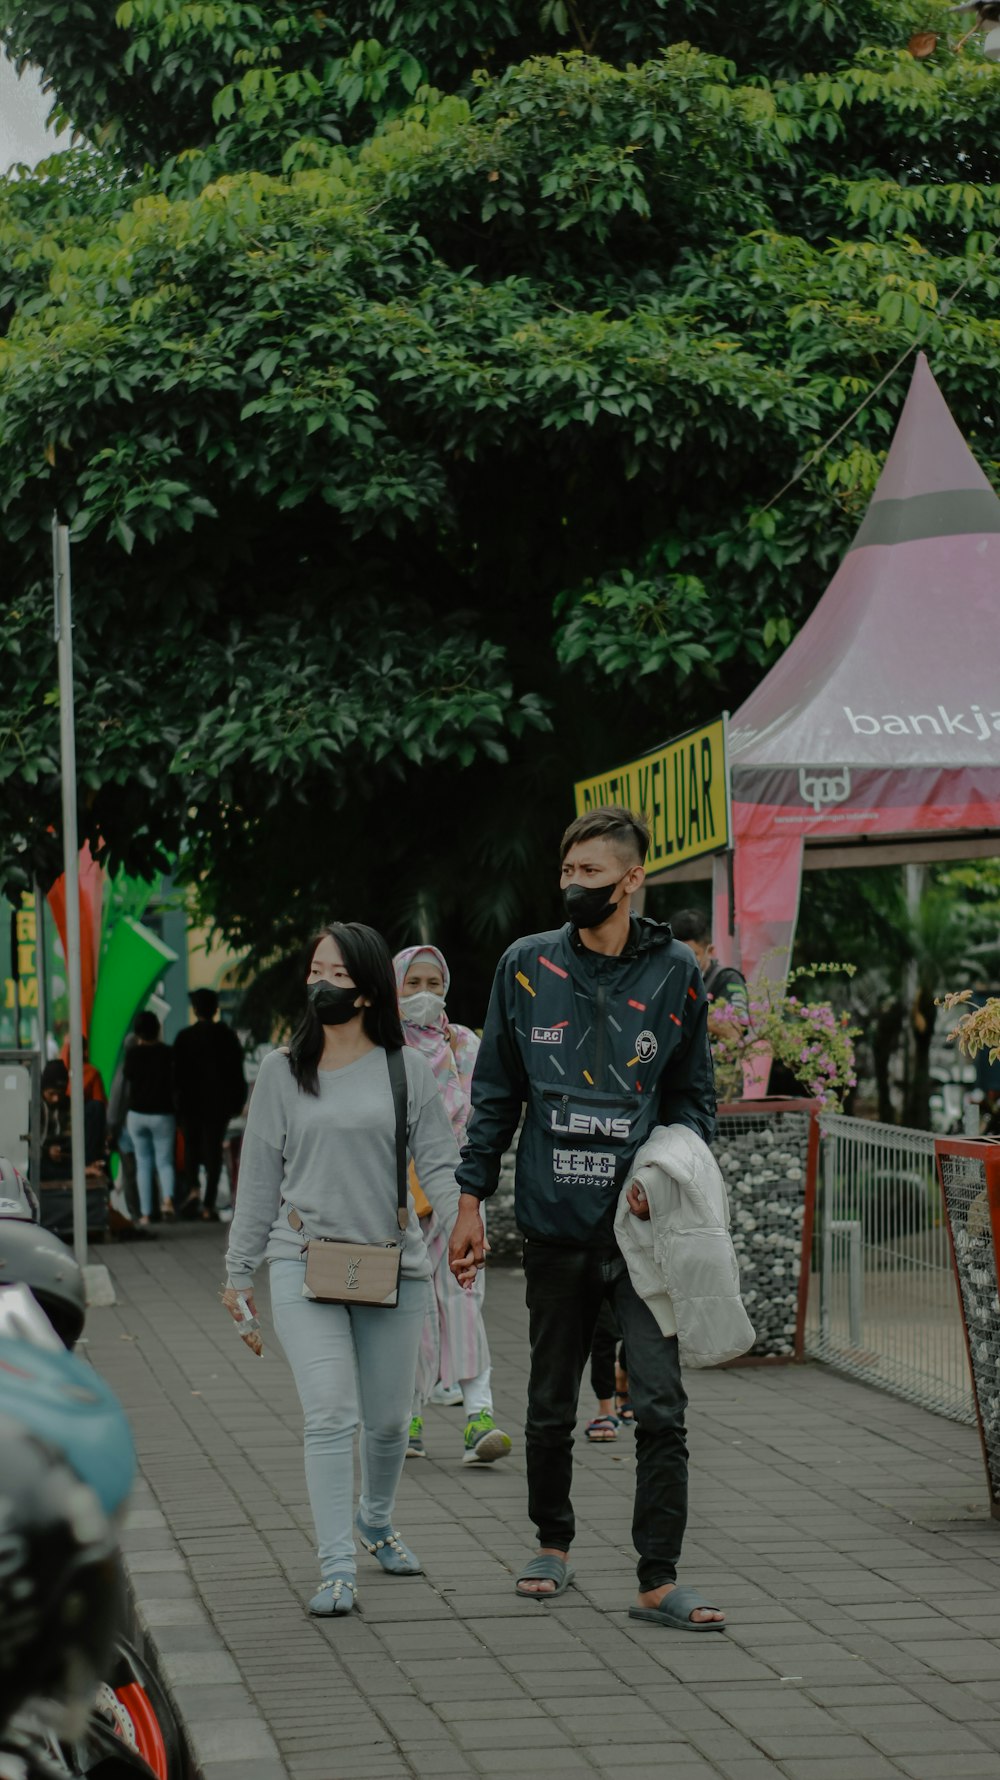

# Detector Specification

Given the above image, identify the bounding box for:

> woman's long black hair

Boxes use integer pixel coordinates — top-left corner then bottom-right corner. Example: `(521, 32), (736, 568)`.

(288, 922), (405, 1095)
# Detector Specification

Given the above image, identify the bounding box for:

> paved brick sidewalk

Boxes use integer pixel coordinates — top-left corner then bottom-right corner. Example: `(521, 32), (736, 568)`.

(86, 1222), (1000, 1780)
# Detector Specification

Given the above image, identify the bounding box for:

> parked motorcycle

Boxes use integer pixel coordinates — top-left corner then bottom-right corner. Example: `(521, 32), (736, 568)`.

(0, 1186), (184, 1780)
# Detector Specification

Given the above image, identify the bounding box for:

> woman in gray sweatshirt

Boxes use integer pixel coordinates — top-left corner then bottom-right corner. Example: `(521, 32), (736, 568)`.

(223, 922), (462, 1617)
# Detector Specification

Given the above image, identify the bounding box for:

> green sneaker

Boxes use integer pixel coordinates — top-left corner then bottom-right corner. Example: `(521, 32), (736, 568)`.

(463, 1411), (512, 1466)
(406, 1415), (426, 1459)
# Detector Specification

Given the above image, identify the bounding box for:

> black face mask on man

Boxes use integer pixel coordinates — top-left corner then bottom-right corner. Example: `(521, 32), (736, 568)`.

(308, 981), (363, 1026)
(562, 876), (626, 931)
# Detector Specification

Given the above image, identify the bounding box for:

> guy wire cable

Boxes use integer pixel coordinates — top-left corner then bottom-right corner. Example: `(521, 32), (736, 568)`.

(755, 233), (1000, 518)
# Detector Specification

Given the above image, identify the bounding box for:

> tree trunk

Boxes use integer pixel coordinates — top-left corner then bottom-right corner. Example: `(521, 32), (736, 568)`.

(873, 1000), (904, 1125)
(903, 987), (937, 1130)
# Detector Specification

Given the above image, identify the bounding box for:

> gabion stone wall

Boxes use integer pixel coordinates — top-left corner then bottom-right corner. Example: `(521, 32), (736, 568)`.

(938, 1147), (1000, 1518)
(713, 1106), (816, 1361)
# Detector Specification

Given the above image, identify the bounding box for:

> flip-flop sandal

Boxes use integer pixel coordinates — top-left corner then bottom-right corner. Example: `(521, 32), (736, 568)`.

(585, 1416), (620, 1443)
(615, 1393), (635, 1423)
(629, 1585), (726, 1633)
(515, 1553), (575, 1601)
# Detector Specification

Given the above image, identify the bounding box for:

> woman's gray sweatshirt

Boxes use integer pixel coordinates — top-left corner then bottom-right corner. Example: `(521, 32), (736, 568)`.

(225, 1045), (461, 1288)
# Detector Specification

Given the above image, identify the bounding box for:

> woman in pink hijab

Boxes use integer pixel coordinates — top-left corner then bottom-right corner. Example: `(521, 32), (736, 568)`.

(393, 945), (511, 1467)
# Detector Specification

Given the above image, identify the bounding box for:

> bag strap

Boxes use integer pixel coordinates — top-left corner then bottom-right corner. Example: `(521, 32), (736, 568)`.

(387, 1046), (409, 1232)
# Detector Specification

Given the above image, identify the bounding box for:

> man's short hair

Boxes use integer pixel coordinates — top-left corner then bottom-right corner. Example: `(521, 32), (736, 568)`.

(41, 1060), (68, 1093)
(191, 988), (219, 1019)
(670, 908), (712, 946)
(560, 805), (650, 866)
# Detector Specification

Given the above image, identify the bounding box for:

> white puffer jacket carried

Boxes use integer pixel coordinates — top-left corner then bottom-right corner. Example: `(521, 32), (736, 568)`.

(614, 1124), (755, 1370)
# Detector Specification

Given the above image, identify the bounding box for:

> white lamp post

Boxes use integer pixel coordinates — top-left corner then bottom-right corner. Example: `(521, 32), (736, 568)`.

(52, 515), (87, 1269)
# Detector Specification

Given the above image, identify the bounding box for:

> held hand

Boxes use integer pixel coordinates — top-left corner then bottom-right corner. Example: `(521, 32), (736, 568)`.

(626, 1181), (651, 1221)
(221, 1284), (263, 1356)
(448, 1196), (487, 1291)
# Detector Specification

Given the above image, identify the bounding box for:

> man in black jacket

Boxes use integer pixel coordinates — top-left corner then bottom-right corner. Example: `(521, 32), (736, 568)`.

(174, 990), (246, 1221)
(449, 806), (724, 1629)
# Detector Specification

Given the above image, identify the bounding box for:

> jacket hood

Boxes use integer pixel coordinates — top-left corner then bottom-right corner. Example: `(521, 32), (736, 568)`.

(567, 914), (674, 960)
(627, 915), (675, 955)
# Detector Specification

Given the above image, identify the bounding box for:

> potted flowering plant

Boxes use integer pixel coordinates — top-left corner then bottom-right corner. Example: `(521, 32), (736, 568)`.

(940, 991), (1000, 1065)
(711, 963), (860, 1109)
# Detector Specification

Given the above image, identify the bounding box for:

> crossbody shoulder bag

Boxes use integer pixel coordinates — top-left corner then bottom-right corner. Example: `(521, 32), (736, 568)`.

(287, 1046), (409, 1308)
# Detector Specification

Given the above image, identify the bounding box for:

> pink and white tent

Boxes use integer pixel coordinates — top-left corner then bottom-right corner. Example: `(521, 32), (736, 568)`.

(699, 353), (1000, 980)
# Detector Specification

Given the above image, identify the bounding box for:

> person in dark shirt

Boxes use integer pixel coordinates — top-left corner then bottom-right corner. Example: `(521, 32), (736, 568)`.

(173, 989), (246, 1222)
(124, 1012), (176, 1225)
(40, 1058), (107, 1184)
(670, 909), (749, 1025)
(40, 1059), (73, 1183)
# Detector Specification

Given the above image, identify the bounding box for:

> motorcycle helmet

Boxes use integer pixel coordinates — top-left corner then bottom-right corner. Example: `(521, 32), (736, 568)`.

(0, 1282), (65, 1353)
(0, 1339), (136, 1521)
(0, 1415), (121, 1738)
(0, 1222), (86, 1348)
(0, 1158), (38, 1225)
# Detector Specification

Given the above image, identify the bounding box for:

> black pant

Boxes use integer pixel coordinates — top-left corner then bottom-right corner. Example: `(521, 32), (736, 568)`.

(523, 1240), (688, 1591)
(590, 1301), (631, 1402)
(181, 1114), (229, 1211)
(589, 1300), (620, 1402)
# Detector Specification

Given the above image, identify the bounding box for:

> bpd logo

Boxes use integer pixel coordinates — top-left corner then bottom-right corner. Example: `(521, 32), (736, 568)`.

(532, 1026), (564, 1045)
(798, 766), (852, 813)
(635, 1030), (658, 1063)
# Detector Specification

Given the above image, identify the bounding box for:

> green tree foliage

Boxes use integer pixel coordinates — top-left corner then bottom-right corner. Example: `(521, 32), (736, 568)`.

(796, 861), (1000, 1125)
(2, 1), (1000, 1018)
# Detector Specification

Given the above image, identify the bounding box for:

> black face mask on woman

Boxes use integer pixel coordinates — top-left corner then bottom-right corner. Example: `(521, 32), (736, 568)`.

(562, 877), (625, 931)
(307, 981), (363, 1025)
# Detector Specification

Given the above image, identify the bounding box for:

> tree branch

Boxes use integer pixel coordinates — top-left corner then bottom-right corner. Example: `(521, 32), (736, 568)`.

(566, 0), (598, 55)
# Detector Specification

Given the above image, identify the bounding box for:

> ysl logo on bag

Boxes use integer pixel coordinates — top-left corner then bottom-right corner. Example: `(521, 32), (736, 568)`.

(345, 1257), (361, 1291)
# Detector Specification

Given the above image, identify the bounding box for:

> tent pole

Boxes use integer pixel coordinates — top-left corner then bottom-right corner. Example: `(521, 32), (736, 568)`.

(727, 849), (735, 937)
(711, 850), (738, 970)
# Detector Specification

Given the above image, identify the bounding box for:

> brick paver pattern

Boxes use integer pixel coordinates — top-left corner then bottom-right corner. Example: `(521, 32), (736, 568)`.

(86, 1224), (1000, 1780)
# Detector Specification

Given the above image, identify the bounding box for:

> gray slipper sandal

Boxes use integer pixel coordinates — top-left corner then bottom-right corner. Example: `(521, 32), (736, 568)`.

(629, 1585), (725, 1633)
(309, 1574), (358, 1616)
(515, 1553), (575, 1600)
(355, 1514), (423, 1575)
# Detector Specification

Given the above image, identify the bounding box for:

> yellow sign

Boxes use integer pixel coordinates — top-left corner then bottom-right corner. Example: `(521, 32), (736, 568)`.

(4, 892), (38, 1011)
(573, 718), (730, 874)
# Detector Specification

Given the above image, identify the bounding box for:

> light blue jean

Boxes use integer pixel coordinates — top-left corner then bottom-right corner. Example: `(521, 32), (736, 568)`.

(126, 1110), (176, 1216)
(268, 1258), (429, 1581)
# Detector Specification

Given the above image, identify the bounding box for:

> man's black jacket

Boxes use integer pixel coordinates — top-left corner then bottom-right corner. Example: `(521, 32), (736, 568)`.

(173, 1019), (246, 1124)
(455, 916), (717, 1248)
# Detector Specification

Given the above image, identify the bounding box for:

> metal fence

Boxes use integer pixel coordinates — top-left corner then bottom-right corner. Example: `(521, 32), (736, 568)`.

(806, 1112), (975, 1424)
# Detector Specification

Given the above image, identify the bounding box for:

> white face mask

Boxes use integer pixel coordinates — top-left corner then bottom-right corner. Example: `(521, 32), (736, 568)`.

(401, 990), (446, 1028)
